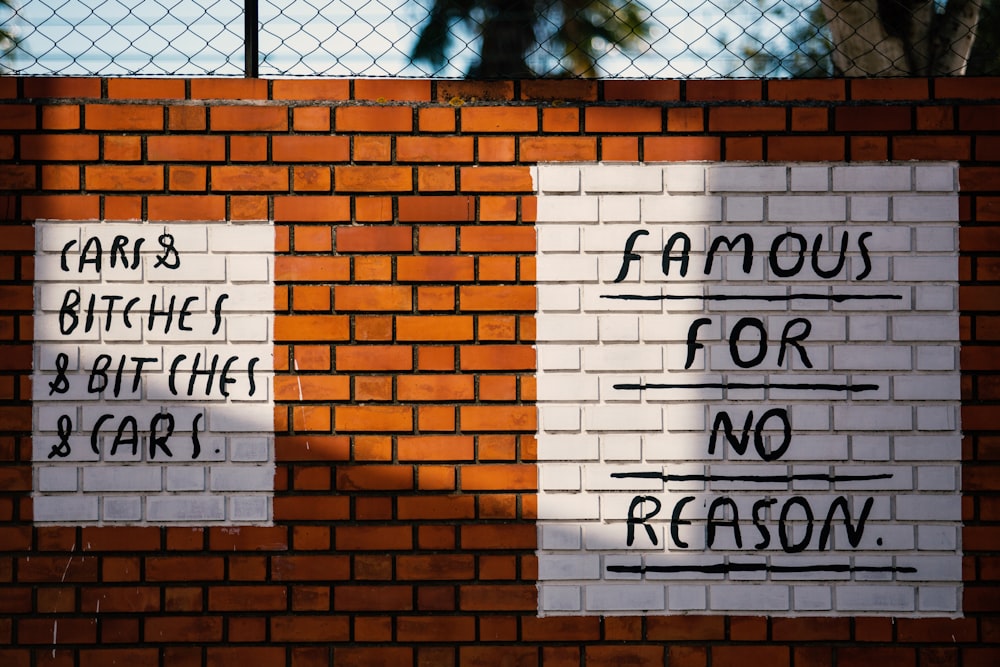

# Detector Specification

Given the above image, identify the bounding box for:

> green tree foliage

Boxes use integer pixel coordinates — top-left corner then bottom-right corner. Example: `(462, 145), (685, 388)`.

(412, 0), (651, 77)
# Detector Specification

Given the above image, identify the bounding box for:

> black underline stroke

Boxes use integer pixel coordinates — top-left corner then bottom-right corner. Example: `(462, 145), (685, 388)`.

(601, 293), (904, 303)
(606, 563), (917, 575)
(613, 381), (880, 393)
(610, 472), (894, 483)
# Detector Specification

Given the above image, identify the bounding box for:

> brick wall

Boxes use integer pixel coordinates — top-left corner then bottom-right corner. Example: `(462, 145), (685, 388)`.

(0, 76), (998, 665)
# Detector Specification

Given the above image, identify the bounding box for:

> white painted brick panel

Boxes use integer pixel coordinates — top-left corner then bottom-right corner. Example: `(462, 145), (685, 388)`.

(34, 221), (275, 526)
(709, 166), (786, 192)
(832, 165), (910, 191)
(663, 165), (705, 192)
(790, 167), (829, 191)
(585, 584), (665, 612)
(893, 195), (959, 222)
(535, 163), (961, 618)
(583, 165), (663, 192)
(598, 195), (641, 222)
(768, 195), (846, 221)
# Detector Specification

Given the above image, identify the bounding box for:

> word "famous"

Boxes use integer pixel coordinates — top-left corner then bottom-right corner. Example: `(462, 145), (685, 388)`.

(614, 229), (874, 282)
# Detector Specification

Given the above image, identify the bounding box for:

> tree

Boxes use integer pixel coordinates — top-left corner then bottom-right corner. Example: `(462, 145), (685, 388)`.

(414, 0), (988, 77)
(821, 0), (984, 75)
(0, 0), (19, 71)
(411, 0), (650, 77)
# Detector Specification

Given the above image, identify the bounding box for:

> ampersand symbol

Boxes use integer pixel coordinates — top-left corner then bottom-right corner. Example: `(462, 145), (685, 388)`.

(154, 233), (180, 269)
(47, 414), (73, 459)
(47, 352), (70, 396)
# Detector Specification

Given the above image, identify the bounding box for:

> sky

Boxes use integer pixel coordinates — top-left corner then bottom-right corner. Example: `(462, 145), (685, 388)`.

(3, 0), (813, 77)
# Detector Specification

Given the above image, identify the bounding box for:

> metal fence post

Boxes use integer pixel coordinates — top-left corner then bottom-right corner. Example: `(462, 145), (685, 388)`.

(245, 0), (259, 77)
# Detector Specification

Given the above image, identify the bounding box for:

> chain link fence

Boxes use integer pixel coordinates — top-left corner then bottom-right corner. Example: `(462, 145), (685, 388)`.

(2, 0), (997, 77)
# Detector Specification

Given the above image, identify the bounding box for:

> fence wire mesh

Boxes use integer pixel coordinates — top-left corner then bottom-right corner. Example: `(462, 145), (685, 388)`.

(2, 0), (997, 77)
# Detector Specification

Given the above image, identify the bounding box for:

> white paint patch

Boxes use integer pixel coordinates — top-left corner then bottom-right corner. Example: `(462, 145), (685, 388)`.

(33, 220), (275, 525)
(534, 163), (962, 617)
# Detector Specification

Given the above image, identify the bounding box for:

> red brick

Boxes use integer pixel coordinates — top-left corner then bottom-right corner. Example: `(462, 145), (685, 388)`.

(791, 107), (829, 131)
(459, 286), (535, 311)
(336, 225), (412, 252)
(41, 105), (80, 129)
(464, 226), (537, 254)
(334, 285), (411, 311)
(461, 464), (535, 491)
(272, 79), (350, 101)
(274, 315), (350, 341)
(585, 107), (662, 133)
(838, 647), (914, 667)
(836, 106), (912, 131)
(335, 345), (411, 371)
(460, 345), (535, 371)
(292, 107), (331, 131)
(337, 106), (412, 132)
(398, 256), (474, 283)
(168, 105), (206, 131)
(917, 105), (954, 130)
(459, 166), (532, 192)
(604, 80), (680, 101)
(397, 136), (474, 162)
(418, 166), (456, 192)
(768, 79), (846, 101)
(24, 78), (101, 99)
(0, 105), (34, 129)
(269, 136), (346, 163)
(80, 586), (160, 613)
(726, 136), (763, 160)
(851, 136), (889, 161)
(686, 80), (762, 101)
(336, 525), (412, 550)
(397, 316), (473, 341)
(894, 135), (971, 160)
(519, 136), (597, 162)
(211, 105), (287, 131)
(768, 136), (845, 161)
(475, 135), (509, 164)
(190, 78), (267, 100)
(147, 135), (225, 162)
(0, 166), (34, 190)
(144, 195), (221, 221)
(398, 196), (474, 222)
(645, 136), (720, 161)
(208, 585), (286, 611)
(585, 646), (665, 667)
(79, 649), (157, 667)
(541, 107), (579, 132)
(206, 647), (285, 667)
(335, 406), (412, 432)
(20, 134), (98, 161)
(349, 79), (429, 102)
(336, 465), (413, 491)
(419, 107), (456, 132)
(712, 646), (789, 667)
(211, 165), (287, 192)
(108, 78), (185, 99)
(438, 81), (515, 103)
(274, 196), (350, 222)
(459, 405), (537, 432)
(85, 104), (163, 130)
(397, 616), (475, 642)
(18, 618), (97, 645)
(710, 107), (786, 131)
(334, 166), (411, 192)
(351, 135), (390, 162)
(851, 78), (927, 100)
(461, 107), (537, 132)
(17, 556), (97, 583)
